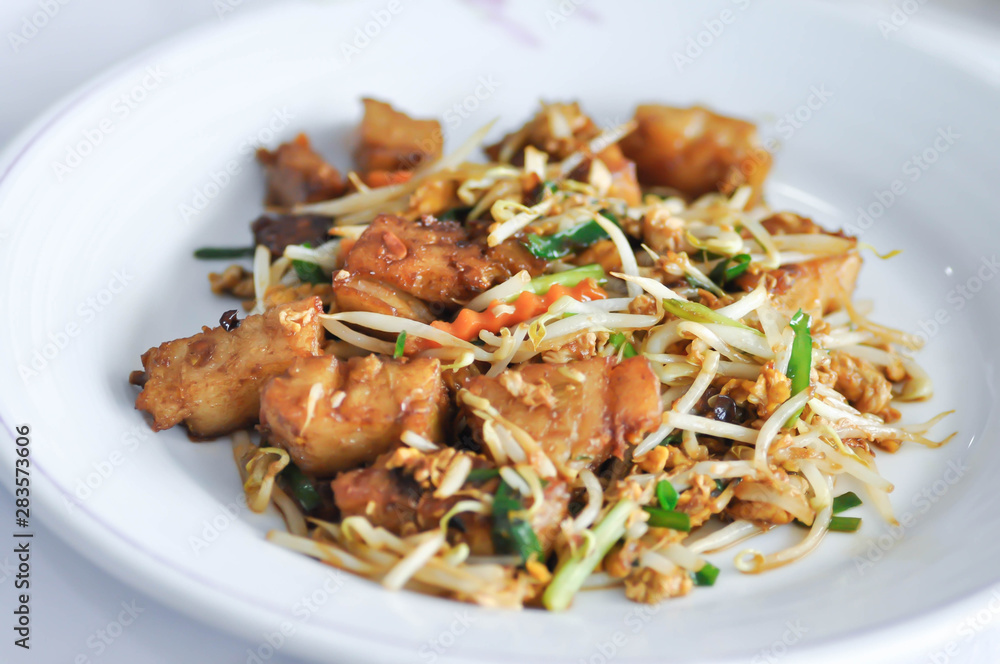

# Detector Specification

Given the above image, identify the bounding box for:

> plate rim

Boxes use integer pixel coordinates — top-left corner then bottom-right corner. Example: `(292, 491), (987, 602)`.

(1, 2), (998, 662)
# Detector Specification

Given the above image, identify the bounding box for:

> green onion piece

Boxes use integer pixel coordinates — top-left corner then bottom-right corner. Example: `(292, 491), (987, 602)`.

(660, 432), (683, 447)
(293, 259), (326, 284)
(714, 479), (727, 493)
(643, 506), (691, 532)
(542, 499), (637, 611)
(662, 298), (759, 334)
(523, 219), (610, 260)
(609, 332), (638, 359)
(832, 492), (862, 514)
(439, 206), (471, 221)
(708, 253), (752, 286)
(684, 274), (722, 295)
(655, 480), (679, 511)
(393, 331), (407, 359)
(525, 264), (606, 296)
(466, 468), (500, 483)
(279, 463), (321, 512)
(491, 480), (543, 564)
(193, 246), (255, 259)
(693, 562), (720, 586)
(784, 308), (813, 426)
(828, 516), (862, 533)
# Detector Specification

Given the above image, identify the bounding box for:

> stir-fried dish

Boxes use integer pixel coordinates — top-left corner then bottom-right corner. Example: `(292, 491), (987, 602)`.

(129, 99), (951, 609)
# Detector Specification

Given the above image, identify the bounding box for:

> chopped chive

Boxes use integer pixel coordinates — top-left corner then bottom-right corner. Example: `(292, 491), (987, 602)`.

(524, 264), (606, 295)
(393, 331), (407, 359)
(293, 259), (326, 284)
(708, 253), (752, 287)
(655, 480), (679, 511)
(643, 506), (691, 532)
(784, 309), (813, 426)
(466, 468), (500, 483)
(662, 298), (760, 334)
(609, 332), (638, 359)
(660, 432), (683, 447)
(279, 463), (321, 512)
(832, 491), (862, 514)
(693, 562), (720, 586)
(828, 516), (862, 533)
(193, 246), (255, 259)
(492, 480), (543, 564)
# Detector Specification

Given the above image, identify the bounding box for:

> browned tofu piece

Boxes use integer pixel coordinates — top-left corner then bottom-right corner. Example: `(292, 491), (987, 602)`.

(464, 357), (662, 476)
(134, 297), (324, 437)
(259, 355), (450, 476)
(354, 98), (442, 173)
(485, 101), (641, 205)
(332, 465), (421, 534)
(257, 134), (346, 207)
(620, 104), (771, 205)
(333, 214), (509, 316)
(735, 253), (861, 319)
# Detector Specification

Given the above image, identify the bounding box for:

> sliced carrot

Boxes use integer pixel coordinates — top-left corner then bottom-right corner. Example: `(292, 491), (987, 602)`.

(431, 278), (607, 343)
(363, 170), (414, 188)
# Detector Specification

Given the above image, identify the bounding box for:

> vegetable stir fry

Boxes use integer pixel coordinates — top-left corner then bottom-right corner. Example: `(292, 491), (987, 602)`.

(130, 98), (951, 610)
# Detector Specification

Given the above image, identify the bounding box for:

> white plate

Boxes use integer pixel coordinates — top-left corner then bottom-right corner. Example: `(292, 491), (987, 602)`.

(1, 1), (999, 662)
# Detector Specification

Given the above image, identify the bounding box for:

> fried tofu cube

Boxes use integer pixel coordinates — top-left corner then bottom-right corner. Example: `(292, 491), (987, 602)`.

(257, 134), (346, 207)
(333, 214), (508, 316)
(463, 357), (661, 476)
(354, 98), (442, 173)
(134, 297), (324, 437)
(620, 104), (771, 205)
(259, 355), (450, 476)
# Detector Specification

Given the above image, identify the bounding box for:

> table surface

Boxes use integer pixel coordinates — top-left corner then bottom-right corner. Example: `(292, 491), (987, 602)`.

(1, 1), (999, 662)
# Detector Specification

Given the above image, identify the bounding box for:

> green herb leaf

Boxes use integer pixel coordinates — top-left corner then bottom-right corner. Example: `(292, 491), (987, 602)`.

(293, 259), (326, 284)
(643, 506), (691, 531)
(466, 468), (500, 483)
(492, 480), (543, 564)
(655, 480), (679, 511)
(832, 492), (862, 514)
(708, 253), (752, 287)
(609, 332), (638, 359)
(693, 562), (720, 586)
(394, 331), (407, 359)
(784, 308), (813, 426)
(523, 264), (606, 296)
(828, 516), (862, 533)
(279, 463), (321, 512)
(193, 246), (255, 259)
(439, 206), (472, 222)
